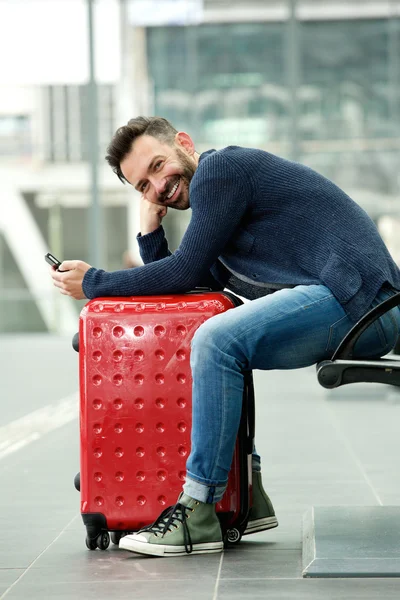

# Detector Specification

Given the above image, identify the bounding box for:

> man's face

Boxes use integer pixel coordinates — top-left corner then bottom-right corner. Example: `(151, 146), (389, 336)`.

(120, 134), (197, 210)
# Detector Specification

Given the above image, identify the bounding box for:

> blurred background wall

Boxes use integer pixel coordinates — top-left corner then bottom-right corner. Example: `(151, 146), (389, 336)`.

(0, 0), (399, 334)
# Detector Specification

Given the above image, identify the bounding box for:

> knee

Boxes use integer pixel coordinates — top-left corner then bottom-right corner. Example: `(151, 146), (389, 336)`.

(191, 316), (227, 357)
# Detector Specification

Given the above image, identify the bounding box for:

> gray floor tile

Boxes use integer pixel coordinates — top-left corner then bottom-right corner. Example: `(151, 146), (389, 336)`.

(0, 501), (77, 527)
(303, 506), (400, 577)
(2, 579), (217, 600)
(378, 493), (400, 504)
(23, 556), (221, 585)
(65, 516), (84, 532)
(216, 578), (400, 599)
(2, 339), (400, 600)
(324, 383), (389, 401)
(0, 570), (25, 597)
(25, 529), (222, 582)
(0, 528), (74, 570)
(220, 545), (302, 578)
(0, 334), (79, 425)
(269, 481), (377, 507)
(240, 509), (303, 549)
(266, 464), (364, 480)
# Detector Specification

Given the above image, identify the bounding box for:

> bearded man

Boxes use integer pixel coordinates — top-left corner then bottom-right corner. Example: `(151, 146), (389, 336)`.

(51, 116), (400, 558)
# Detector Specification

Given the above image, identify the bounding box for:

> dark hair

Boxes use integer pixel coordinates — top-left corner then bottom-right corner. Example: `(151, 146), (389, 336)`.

(105, 116), (178, 183)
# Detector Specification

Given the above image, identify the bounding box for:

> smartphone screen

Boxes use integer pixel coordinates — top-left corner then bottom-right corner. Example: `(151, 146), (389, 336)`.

(45, 253), (62, 269)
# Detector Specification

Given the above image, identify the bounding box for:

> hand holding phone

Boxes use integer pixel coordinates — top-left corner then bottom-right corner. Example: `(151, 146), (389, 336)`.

(47, 256), (91, 300)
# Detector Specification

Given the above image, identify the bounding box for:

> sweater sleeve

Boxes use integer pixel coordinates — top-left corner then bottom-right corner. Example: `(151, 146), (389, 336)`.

(82, 152), (250, 298)
(137, 225), (171, 263)
(137, 224), (223, 291)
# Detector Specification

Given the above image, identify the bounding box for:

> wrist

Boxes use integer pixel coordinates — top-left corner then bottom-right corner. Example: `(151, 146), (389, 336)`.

(140, 221), (161, 236)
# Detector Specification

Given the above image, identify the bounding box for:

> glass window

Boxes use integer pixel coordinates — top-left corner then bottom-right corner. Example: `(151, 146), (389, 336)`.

(0, 115), (31, 157)
(147, 18), (400, 203)
(147, 22), (285, 148)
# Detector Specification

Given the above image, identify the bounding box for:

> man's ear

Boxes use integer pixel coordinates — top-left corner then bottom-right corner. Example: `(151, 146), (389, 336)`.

(175, 131), (195, 155)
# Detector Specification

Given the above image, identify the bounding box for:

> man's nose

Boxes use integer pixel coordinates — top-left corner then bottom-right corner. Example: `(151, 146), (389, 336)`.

(152, 177), (167, 197)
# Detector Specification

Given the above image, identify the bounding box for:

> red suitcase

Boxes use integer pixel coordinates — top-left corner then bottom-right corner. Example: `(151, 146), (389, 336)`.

(74, 291), (254, 550)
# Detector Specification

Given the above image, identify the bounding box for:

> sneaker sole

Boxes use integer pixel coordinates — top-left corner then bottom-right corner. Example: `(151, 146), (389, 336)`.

(243, 515), (279, 536)
(119, 537), (224, 557)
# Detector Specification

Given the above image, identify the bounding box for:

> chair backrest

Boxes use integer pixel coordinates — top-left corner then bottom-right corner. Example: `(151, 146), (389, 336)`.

(332, 291), (400, 360)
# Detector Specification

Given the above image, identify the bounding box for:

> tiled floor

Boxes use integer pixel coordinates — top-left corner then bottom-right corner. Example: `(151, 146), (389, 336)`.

(1, 334), (400, 599)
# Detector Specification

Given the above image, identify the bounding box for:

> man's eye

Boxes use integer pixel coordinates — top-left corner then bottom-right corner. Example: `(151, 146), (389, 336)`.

(155, 161), (162, 170)
(141, 182), (148, 192)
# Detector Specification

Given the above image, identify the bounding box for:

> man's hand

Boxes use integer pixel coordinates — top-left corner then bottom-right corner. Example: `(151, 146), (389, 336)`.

(50, 260), (92, 300)
(140, 197), (168, 235)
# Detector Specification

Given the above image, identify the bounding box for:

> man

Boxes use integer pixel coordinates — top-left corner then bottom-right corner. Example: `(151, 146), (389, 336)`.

(51, 116), (400, 558)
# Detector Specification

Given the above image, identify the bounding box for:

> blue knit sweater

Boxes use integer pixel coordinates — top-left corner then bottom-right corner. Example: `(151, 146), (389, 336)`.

(83, 146), (400, 321)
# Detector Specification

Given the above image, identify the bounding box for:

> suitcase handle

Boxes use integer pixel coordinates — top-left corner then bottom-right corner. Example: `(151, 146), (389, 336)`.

(244, 371), (255, 454)
(226, 369), (255, 537)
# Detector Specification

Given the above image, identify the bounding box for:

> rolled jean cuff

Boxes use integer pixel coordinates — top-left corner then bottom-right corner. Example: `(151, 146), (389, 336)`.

(183, 474), (227, 504)
(252, 452), (261, 473)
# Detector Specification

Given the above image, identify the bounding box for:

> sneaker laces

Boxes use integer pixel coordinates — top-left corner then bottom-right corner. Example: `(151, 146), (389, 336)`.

(139, 501), (195, 554)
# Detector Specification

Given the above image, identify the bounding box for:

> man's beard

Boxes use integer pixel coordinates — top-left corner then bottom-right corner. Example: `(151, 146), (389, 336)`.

(160, 148), (196, 210)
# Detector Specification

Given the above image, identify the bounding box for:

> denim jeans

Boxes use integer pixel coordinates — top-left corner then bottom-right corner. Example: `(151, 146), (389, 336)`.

(183, 284), (400, 503)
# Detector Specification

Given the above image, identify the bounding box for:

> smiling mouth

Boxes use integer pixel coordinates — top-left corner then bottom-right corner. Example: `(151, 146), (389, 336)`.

(164, 177), (180, 202)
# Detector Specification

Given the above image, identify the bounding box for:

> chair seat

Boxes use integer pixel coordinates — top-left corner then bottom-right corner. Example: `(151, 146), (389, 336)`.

(317, 356), (400, 389)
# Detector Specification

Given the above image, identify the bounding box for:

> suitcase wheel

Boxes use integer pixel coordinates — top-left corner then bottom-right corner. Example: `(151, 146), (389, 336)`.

(96, 532), (110, 550)
(224, 527), (242, 546)
(85, 531), (110, 551)
(72, 332), (79, 352)
(111, 532), (122, 545)
(85, 536), (97, 550)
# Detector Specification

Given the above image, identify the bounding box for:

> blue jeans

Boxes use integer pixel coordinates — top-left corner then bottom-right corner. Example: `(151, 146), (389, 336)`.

(183, 284), (400, 503)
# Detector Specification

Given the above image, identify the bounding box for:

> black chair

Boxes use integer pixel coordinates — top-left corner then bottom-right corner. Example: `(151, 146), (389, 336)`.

(317, 291), (400, 390)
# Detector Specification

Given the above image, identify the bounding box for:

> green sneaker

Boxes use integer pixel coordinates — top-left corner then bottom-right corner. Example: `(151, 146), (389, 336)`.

(119, 494), (224, 557)
(243, 471), (278, 535)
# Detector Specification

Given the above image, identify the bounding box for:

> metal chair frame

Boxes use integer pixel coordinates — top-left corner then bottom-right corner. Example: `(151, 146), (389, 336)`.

(317, 291), (400, 390)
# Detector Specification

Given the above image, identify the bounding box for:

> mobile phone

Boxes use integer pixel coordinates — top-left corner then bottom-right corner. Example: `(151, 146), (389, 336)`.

(45, 252), (62, 270)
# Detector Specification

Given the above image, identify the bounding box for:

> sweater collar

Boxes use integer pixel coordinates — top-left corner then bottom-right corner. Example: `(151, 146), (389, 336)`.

(199, 149), (217, 164)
